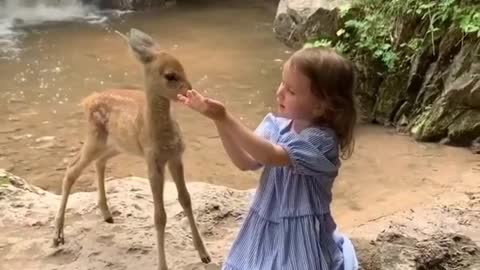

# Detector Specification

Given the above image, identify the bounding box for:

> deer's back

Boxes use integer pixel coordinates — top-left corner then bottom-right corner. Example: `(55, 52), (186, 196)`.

(81, 89), (147, 156)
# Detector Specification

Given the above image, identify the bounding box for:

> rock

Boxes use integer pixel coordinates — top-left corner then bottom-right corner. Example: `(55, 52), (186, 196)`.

(353, 58), (385, 122)
(273, 0), (350, 48)
(410, 97), (464, 142)
(271, 0), (480, 149)
(410, 38), (480, 144)
(373, 70), (410, 125)
(353, 233), (480, 270)
(98, 0), (166, 10)
(471, 137), (480, 154)
(447, 110), (480, 146)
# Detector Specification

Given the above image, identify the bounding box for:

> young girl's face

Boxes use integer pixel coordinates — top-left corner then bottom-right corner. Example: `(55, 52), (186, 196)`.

(276, 61), (320, 121)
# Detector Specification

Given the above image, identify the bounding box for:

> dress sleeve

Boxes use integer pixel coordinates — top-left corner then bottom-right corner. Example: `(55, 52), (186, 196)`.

(251, 113), (278, 170)
(277, 128), (339, 175)
(254, 113), (277, 141)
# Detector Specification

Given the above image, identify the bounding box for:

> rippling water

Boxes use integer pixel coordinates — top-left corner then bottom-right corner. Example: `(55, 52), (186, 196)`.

(0, 0), (131, 59)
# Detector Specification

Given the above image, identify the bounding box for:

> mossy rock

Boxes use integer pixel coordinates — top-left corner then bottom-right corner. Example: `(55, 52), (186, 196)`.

(353, 57), (385, 122)
(0, 169), (38, 193)
(373, 70), (410, 124)
(410, 97), (464, 142)
(0, 175), (10, 187)
(447, 110), (480, 146)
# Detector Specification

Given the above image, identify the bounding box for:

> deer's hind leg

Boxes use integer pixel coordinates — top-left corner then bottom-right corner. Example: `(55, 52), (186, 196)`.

(168, 156), (211, 264)
(95, 149), (119, 223)
(53, 128), (107, 246)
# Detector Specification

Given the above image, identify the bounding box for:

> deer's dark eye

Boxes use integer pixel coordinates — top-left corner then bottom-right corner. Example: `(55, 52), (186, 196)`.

(164, 72), (178, 81)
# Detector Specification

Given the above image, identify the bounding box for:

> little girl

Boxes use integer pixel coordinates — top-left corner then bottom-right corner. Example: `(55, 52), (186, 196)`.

(177, 47), (359, 270)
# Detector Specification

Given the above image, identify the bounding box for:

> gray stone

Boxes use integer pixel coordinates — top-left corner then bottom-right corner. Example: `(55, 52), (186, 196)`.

(273, 0), (351, 48)
(98, 0), (165, 10)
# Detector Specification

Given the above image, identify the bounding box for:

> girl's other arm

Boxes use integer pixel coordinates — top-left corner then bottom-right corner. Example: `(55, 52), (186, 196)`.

(215, 122), (260, 171)
(216, 113), (290, 167)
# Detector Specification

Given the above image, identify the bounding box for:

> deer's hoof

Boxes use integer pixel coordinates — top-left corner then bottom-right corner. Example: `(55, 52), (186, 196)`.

(201, 254), (211, 264)
(53, 236), (64, 247)
(53, 228), (65, 247)
(105, 217), (114, 223)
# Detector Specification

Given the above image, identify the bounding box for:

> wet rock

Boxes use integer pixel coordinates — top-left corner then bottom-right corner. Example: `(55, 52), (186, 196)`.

(411, 38), (480, 145)
(273, 0), (348, 48)
(99, 0), (166, 10)
(447, 110), (480, 146)
(471, 137), (480, 154)
(373, 70), (410, 125)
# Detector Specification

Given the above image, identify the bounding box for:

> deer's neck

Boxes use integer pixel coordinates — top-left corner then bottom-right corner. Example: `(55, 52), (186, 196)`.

(144, 90), (173, 132)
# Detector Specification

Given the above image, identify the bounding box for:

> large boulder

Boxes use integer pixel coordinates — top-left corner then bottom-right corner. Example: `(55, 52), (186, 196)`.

(273, 0), (351, 48)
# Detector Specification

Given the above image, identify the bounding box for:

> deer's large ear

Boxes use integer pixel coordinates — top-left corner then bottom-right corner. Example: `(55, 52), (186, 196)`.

(127, 28), (159, 64)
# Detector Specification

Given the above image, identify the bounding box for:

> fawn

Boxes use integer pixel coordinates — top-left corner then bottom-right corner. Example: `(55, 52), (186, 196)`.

(53, 28), (211, 270)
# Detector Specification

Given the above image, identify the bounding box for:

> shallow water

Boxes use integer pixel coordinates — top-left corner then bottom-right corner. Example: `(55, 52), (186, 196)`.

(0, 0), (478, 228)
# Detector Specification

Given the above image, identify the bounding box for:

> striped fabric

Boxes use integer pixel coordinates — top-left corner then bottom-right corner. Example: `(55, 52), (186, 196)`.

(222, 113), (357, 270)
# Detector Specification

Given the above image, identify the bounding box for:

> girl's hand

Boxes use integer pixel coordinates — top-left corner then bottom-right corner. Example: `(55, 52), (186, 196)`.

(177, 90), (227, 121)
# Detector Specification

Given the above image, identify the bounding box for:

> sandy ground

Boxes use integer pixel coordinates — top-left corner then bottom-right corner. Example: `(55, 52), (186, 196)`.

(1, 169), (479, 270)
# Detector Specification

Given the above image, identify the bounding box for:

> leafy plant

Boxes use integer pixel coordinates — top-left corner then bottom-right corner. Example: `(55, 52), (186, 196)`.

(305, 0), (480, 73)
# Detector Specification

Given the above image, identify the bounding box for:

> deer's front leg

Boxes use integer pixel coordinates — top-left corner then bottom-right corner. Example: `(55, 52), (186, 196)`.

(147, 155), (168, 270)
(168, 156), (211, 263)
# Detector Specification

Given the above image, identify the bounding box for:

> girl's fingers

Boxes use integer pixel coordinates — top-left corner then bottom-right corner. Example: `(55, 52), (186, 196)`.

(191, 89), (201, 97)
(177, 94), (186, 101)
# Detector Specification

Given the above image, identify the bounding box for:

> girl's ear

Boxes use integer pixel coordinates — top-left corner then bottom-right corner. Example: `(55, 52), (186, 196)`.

(313, 106), (324, 118)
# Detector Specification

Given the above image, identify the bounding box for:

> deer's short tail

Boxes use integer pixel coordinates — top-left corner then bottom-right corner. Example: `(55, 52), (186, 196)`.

(80, 93), (110, 133)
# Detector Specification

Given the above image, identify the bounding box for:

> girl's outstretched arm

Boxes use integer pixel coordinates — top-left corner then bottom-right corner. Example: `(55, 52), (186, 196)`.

(178, 90), (290, 167)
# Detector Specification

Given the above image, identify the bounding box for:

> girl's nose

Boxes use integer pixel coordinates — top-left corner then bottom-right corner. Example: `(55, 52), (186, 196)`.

(276, 83), (285, 97)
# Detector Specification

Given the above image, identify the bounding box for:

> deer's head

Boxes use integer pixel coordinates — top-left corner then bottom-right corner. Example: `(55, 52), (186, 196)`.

(119, 28), (192, 100)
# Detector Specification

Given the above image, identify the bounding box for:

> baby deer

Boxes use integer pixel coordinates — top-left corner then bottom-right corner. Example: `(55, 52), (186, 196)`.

(52, 28), (211, 269)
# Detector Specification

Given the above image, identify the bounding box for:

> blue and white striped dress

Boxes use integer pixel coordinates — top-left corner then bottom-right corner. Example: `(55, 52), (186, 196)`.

(222, 113), (358, 270)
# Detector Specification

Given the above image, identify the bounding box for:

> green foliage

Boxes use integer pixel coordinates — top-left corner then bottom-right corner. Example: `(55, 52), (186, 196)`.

(304, 39), (333, 48)
(305, 0), (480, 73)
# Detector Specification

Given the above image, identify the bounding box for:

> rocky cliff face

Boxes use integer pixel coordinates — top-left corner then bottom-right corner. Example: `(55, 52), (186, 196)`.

(272, 0), (480, 152)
